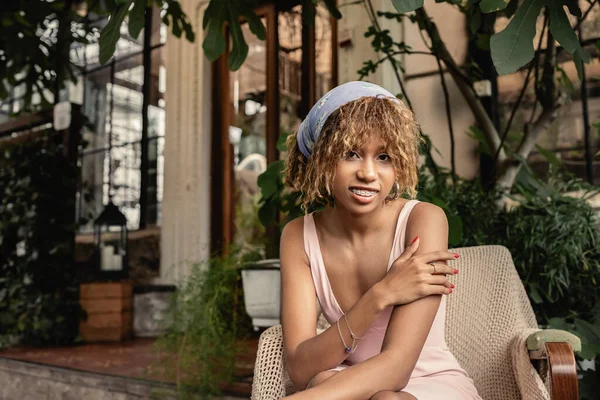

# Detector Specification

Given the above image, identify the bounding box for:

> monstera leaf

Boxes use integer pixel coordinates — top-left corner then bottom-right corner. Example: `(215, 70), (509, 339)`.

(391, 0), (424, 13)
(485, 0), (589, 79)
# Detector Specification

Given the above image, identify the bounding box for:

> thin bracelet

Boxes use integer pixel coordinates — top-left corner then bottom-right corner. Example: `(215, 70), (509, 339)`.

(342, 315), (361, 353)
(336, 319), (352, 353)
(343, 314), (364, 340)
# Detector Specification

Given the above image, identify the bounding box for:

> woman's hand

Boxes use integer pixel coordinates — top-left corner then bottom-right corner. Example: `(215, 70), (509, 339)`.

(375, 237), (457, 308)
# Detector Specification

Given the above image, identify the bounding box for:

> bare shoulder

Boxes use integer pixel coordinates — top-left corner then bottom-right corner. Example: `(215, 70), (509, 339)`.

(405, 202), (449, 250)
(280, 216), (309, 267)
(409, 201), (448, 226)
(281, 216), (304, 244)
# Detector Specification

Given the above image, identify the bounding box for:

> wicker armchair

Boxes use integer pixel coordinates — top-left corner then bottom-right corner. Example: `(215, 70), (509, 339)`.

(251, 245), (581, 400)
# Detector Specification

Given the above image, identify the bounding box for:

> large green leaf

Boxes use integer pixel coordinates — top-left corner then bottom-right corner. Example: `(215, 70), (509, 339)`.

(573, 49), (586, 81)
(164, 1), (194, 42)
(503, 0), (519, 18)
(548, 2), (583, 56)
(203, 0), (217, 29)
(480, 0), (509, 13)
(574, 318), (600, 343)
(391, 0), (424, 13)
(99, 1), (133, 64)
(227, 6), (249, 71)
(237, 1), (266, 40)
(257, 161), (284, 200)
(202, 1), (227, 62)
(547, 1), (590, 80)
(258, 199), (278, 227)
(128, 0), (146, 39)
(489, 0), (544, 75)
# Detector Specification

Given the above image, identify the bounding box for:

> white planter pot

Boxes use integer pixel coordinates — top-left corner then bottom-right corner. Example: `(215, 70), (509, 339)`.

(241, 259), (281, 330)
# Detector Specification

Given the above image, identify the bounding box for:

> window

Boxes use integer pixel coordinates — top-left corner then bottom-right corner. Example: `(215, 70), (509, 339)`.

(75, 8), (166, 232)
(211, 2), (337, 255)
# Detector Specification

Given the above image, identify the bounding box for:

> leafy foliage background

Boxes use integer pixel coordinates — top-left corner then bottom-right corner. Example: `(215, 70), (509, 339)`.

(0, 129), (80, 347)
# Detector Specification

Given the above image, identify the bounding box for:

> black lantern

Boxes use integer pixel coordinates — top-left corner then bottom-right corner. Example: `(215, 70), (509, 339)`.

(94, 200), (128, 280)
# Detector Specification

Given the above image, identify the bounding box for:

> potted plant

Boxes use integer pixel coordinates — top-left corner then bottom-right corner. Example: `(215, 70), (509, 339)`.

(240, 259), (281, 331)
(154, 252), (253, 398)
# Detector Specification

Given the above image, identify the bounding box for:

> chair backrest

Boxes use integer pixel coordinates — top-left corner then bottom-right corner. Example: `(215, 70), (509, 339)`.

(446, 245), (537, 400)
(253, 245), (538, 399)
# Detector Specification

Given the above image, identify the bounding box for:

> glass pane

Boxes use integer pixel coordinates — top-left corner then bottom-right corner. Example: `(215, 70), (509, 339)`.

(105, 77), (144, 229)
(229, 20), (268, 257)
(78, 16), (166, 232)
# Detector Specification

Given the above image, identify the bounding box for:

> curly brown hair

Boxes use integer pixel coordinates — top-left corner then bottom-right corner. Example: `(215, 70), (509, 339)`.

(284, 96), (422, 211)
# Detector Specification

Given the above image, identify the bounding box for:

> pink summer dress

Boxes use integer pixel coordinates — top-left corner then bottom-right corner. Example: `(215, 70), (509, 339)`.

(303, 200), (482, 399)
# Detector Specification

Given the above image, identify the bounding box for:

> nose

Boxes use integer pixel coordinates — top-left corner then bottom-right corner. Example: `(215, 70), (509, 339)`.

(357, 159), (376, 182)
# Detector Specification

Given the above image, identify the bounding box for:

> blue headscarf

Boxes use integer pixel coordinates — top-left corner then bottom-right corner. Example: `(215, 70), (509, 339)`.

(297, 81), (401, 158)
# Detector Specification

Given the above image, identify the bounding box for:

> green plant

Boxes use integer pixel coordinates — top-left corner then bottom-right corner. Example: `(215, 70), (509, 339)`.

(256, 133), (308, 256)
(0, 0), (194, 113)
(503, 191), (600, 400)
(417, 169), (504, 246)
(154, 251), (253, 399)
(417, 165), (600, 399)
(0, 129), (80, 348)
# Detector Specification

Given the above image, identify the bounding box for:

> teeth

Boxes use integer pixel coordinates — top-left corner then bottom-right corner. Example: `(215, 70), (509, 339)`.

(351, 188), (377, 197)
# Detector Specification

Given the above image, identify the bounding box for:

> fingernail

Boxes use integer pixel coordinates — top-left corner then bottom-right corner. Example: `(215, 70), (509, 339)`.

(450, 284), (455, 289)
(453, 269), (458, 274)
(412, 236), (419, 244)
(453, 253), (459, 258)
(449, 289), (453, 294)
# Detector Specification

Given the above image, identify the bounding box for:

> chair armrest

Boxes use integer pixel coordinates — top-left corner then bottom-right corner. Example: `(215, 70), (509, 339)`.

(526, 329), (581, 353)
(251, 325), (295, 399)
(526, 329), (580, 400)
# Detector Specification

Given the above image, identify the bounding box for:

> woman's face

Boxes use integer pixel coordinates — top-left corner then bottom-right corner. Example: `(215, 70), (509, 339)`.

(331, 134), (396, 214)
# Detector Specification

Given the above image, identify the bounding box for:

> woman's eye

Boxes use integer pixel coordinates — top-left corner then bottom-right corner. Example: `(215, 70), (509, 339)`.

(346, 151), (359, 159)
(378, 153), (391, 161)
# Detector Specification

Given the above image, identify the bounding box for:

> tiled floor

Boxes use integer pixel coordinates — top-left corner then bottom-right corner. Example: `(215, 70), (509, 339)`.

(0, 336), (259, 397)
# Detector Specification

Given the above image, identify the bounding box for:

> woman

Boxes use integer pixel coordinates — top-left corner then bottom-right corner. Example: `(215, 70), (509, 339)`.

(278, 81), (481, 399)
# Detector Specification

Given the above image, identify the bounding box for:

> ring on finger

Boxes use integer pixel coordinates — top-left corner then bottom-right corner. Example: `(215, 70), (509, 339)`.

(429, 262), (436, 274)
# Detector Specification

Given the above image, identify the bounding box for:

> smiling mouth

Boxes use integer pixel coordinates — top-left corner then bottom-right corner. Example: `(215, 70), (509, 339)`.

(349, 188), (379, 197)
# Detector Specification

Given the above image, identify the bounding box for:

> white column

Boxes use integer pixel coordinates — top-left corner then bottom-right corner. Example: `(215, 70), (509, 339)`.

(160, 0), (212, 284)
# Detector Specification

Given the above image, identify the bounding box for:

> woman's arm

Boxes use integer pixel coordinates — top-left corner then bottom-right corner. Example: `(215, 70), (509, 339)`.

(378, 202), (450, 387)
(284, 203), (453, 399)
(280, 217), (387, 390)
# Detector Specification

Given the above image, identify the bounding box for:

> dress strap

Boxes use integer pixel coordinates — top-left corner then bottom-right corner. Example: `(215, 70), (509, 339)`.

(303, 214), (342, 320)
(387, 199), (420, 271)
